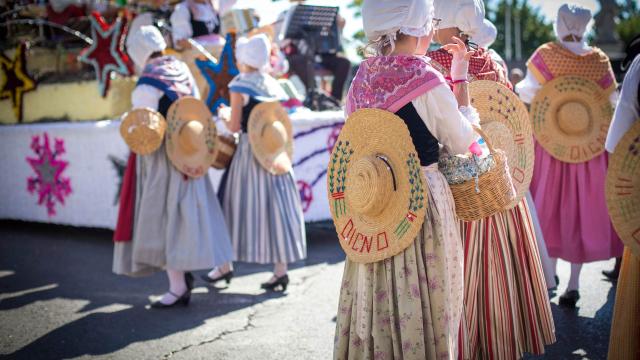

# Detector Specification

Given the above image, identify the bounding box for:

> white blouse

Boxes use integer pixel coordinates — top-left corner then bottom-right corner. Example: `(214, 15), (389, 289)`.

(516, 42), (618, 106)
(411, 83), (480, 155)
(170, 0), (237, 46)
(606, 55), (640, 153)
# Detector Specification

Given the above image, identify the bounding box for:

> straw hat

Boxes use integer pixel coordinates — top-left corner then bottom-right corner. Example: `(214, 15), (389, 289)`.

(247, 102), (293, 175)
(605, 121), (640, 257)
(327, 109), (428, 264)
(120, 108), (167, 155)
(470, 80), (534, 208)
(165, 97), (217, 178)
(530, 75), (613, 164)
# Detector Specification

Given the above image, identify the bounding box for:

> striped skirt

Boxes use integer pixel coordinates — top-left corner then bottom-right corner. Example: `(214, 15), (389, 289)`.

(334, 165), (466, 360)
(608, 247), (640, 360)
(460, 198), (555, 359)
(221, 134), (306, 264)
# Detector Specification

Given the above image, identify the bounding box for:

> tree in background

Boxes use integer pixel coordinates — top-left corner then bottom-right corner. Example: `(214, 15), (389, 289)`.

(485, 0), (554, 61)
(617, 0), (640, 47)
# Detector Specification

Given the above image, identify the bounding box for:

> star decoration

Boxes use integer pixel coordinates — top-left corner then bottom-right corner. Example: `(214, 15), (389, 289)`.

(78, 11), (133, 98)
(196, 32), (239, 112)
(27, 133), (72, 217)
(0, 43), (37, 122)
(108, 154), (127, 205)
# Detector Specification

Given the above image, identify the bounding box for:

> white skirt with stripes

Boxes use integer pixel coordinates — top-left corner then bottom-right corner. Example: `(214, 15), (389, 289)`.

(221, 134), (307, 264)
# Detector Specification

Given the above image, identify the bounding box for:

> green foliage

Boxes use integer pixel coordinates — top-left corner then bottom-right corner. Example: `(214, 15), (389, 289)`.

(617, 0), (640, 47)
(486, 0), (554, 60)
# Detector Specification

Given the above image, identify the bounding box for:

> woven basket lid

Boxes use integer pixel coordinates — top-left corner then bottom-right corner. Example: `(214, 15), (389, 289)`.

(119, 108), (167, 156)
(327, 108), (428, 264)
(606, 120), (640, 257)
(470, 80), (534, 208)
(165, 97), (217, 178)
(247, 102), (293, 175)
(530, 75), (613, 164)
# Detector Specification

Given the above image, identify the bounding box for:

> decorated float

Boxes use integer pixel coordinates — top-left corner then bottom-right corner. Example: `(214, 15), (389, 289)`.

(0, 1), (343, 228)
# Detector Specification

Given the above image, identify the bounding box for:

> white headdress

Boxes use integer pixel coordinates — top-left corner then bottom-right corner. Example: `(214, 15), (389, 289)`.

(472, 19), (497, 48)
(362, 0), (435, 55)
(126, 25), (167, 71)
(235, 33), (271, 70)
(434, 0), (485, 38)
(555, 3), (592, 41)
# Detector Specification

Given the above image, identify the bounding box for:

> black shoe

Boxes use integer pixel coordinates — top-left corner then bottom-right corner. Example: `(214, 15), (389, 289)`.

(261, 274), (289, 292)
(185, 272), (194, 290)
(602, 257), (622, 281)
(201, 270), (234, 285)
(559, 290), (580, 308)
(150, 290), (191, 309)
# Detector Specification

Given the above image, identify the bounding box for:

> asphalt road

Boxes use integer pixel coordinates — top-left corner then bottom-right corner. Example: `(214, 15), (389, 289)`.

(0, 221), (618, 359)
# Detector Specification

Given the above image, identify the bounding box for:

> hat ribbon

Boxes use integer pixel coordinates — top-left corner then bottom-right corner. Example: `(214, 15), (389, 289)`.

(376, 155), (397, 191)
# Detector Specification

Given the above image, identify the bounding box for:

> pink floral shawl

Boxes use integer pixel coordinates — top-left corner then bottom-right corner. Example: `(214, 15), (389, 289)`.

(346, 55), (445, 116)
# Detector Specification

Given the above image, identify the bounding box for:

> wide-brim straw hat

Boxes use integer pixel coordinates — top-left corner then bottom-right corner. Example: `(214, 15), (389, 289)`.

(327, 108), (428, 263)
(530, 75), (613, 164)
(165, 97), (217, 178)
(247, 102), (293, 175)
(606, 120), (640, 257)
(120, 108), (167, 155)
(470, 80), (534, 208)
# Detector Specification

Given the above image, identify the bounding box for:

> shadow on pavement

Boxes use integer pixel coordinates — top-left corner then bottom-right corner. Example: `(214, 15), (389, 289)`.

(524, 284), (616, 360)
(0, 220), (343, 359)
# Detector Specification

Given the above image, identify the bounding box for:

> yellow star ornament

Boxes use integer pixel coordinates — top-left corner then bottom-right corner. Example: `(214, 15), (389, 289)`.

(1, 43), (37, 122)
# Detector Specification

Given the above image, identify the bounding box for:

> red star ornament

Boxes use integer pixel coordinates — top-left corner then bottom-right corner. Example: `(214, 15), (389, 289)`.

(78, 11), (133, 97)
(0, 43), (37, 122)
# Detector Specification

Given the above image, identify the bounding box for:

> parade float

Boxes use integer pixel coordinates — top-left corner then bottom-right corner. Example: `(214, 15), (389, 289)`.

(0, 2), (343, 228)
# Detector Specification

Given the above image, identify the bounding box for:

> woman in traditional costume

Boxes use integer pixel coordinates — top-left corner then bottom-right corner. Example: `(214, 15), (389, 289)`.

(428, 1), (556, 358)
(113, 25), (234, 308)
(170, 0), (236, 49)
(201, 34), (307, 291)
(516, 4), (623, 307)
(606, 35), (640, 360)
(333, 0), (481, 358)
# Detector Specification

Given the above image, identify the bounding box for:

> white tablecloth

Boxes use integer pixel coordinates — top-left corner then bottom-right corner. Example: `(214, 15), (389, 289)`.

(0, 110), (345, 229)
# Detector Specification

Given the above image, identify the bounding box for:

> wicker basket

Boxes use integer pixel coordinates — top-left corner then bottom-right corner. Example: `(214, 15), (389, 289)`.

(211, 133), (238, 169)
(119, 108), (167, 155)
(441, 127), (516, 221)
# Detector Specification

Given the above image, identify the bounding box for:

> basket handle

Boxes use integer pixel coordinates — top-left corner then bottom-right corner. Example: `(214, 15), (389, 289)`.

(472, 125), (496, 155)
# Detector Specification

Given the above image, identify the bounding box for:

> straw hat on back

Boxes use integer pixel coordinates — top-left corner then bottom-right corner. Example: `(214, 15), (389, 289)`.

(530, 75), (613, 163)
(247, 102), (293, 175)
(120, 108), (167, 155)
(327, 109), (428, 263)
(165, 97), (218, 178)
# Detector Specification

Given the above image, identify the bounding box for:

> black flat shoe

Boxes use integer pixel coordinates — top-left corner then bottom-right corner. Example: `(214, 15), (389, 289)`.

(201, 270), (234, 285)
(150, 290), (191, 309)
(261, 274), (289, 292)
(602, 257), (622, 281)
(559, 290), (580, 308)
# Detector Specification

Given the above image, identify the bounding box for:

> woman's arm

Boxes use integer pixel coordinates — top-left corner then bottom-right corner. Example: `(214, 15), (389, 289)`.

(412, 84), (479, 155)
(220, 91), (244, 133)
(606, 56), (640, 152)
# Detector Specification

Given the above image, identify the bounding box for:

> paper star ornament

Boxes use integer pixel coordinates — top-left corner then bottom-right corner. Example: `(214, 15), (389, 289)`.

(196, 33), (239, 112)
(78, 11), (133, 97)
(0, 43), (37, 122)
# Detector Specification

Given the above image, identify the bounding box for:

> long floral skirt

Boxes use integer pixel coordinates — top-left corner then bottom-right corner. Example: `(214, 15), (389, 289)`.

(608, 247), (640, 359)
(460, 198), (555, 359)
(334, 165), (465, 360)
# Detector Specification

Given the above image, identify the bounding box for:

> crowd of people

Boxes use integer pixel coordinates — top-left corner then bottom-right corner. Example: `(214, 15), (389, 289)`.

(109, 0), (639, 358)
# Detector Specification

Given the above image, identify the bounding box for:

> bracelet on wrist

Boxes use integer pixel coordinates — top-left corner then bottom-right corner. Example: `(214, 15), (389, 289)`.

(451, 79), (469, 85)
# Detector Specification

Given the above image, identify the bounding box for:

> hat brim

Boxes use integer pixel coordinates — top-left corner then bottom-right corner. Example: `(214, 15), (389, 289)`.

(470, 80), (534, 208)
(165, 97), (218, 178)
(531, 76), (613, 164)
(120, 108), (167, 155)
(606, 120), (640, 257)
(247, 102), (293, 175)
(327, 108), (428, 264)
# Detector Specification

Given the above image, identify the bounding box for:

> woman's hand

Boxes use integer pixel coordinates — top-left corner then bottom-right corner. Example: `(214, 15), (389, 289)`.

(177, 38), (192, 51)
(442, 36), (473, 81)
